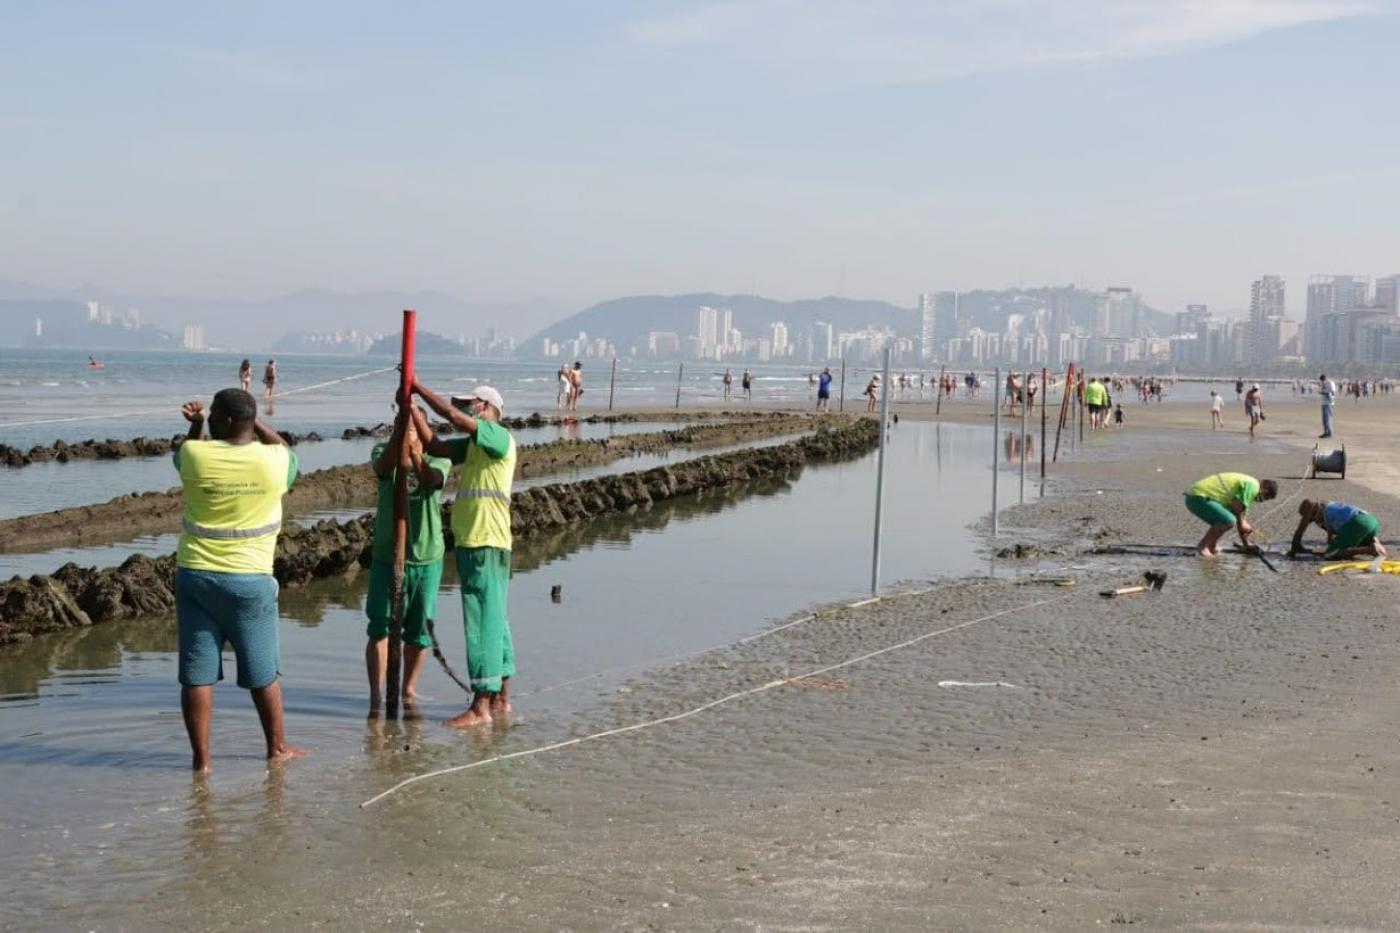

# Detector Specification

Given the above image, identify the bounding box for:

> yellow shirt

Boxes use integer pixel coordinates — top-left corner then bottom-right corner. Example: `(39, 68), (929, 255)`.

(175, 440), (297, 574)
(448, 420), (516, 551)
(1186, 472), (1259, 510)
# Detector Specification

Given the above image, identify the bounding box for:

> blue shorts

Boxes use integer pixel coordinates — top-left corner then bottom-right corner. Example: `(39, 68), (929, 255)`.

(176, 568), (282, 689)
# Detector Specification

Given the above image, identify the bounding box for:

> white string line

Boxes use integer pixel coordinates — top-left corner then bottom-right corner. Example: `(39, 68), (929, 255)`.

(516, 585), (947, 701)
(0, 366), (396, 429)
(360, 591), (1073, 808)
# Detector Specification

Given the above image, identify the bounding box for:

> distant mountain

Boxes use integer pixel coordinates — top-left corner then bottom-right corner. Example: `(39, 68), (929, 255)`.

(0, 299), (177, 349)
(529, 293), (915, 355)
(367, 330), (469, 356)
(0, 279), (567, 350)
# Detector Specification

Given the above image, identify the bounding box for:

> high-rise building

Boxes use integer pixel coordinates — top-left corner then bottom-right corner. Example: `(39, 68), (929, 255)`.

(696, 306), (719, 358)
(1376, 275), (1400, 315)
(718, 308), (733, 355)
(1176, 304), (1210, 335)
(182, 324), (206, 351)
(919, 292), (937, 362)
(811, 321), (834, 361)
(1306, 275), (1369, 361)
(1248, 275), (1286, 364)
(770, 321), (788, 358)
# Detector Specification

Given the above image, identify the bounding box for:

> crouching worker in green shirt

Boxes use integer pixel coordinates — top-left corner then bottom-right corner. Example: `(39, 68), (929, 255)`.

(366, 404), (450, 713)
(1183, 472), (1278, 557)
(413, 379), (517, 729)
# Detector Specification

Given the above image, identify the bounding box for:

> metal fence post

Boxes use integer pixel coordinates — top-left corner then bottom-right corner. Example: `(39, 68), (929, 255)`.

(991, 366), (1000, 538)
(871, 345), (892, 596)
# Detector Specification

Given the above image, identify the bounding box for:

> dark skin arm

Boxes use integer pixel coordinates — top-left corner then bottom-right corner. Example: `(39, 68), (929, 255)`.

(1289, 514), (1320, 556)
(182, 401), (205, 440)
(407, 406), (444, 490)
(374, 410), (411, 479)
(253, 418), (288, 446)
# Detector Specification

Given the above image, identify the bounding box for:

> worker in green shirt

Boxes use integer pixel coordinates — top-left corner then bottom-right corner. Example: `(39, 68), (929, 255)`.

(365, 404), (450, 713)
(1183, 472), (1279, 557)
(414, 380), (518, 729)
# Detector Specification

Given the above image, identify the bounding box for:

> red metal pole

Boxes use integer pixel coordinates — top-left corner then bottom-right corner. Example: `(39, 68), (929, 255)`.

(386, 309), (417, 717)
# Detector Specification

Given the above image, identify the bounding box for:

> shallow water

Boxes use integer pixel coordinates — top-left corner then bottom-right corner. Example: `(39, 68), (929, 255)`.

(0, 419), (1024, 919)
(0, 420), (691, 521)
(0, 431), (813, 578)
(0, 349), (868, 449)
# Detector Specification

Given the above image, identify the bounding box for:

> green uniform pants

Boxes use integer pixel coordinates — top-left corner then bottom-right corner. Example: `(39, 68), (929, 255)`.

(456, 546), (515, 693)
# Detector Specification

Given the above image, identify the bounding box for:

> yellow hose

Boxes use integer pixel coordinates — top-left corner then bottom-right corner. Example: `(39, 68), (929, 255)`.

(1318, 560), (1400, 576)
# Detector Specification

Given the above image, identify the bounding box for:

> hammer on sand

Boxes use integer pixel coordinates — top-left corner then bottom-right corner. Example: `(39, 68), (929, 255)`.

(1099, 570), (1167, 598)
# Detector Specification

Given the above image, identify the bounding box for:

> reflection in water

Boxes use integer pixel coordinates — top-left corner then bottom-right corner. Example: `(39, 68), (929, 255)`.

(0, 615), (176, 701)
(1003, 429), (1036, 462)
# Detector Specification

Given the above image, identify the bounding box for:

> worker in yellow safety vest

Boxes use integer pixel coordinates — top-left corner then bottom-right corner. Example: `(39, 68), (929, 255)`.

(415, 379), (518, 729)
(175, 388), (305, 772)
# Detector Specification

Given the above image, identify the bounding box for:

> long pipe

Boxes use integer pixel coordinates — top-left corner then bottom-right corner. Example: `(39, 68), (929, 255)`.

(991, 366), (1000, 538)
(871, 345), (892, 596)
(386, 308), (417, 718)
(674, 362), (684, 408)
(1053, 362), (1075, 463)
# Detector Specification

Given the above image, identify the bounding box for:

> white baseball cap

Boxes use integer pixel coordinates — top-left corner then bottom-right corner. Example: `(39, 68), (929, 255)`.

(451, 385), (505, 413)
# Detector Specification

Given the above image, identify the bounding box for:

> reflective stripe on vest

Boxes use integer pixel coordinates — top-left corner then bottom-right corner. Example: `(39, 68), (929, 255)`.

(458, 488), (511, 503)
(182, 518), (282, 540)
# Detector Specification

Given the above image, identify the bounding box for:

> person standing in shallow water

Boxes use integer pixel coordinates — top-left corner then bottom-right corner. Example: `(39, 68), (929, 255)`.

(414, 380), (518, 728)
(174, 388), (305, 771)
(239, 359), (252, 392)
(263, 359), (277, 402)
(364, 405), (449, 714)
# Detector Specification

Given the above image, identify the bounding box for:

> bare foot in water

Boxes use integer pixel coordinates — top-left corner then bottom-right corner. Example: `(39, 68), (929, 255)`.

(445, 707), (493, 729)
(268, 744), (308, 764)
(489, 695), (512, 717)
(1196, 548), (1216, 558)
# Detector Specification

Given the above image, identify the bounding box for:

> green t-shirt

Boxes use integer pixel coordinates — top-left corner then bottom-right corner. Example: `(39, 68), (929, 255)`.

(1186, 472), (1259, 511)
(1085, 381), (1107, 406)
(371, 442), (451, 565)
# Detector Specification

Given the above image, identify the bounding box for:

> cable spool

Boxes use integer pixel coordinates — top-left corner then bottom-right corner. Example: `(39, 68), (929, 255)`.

(1311, 444), (1346, 479)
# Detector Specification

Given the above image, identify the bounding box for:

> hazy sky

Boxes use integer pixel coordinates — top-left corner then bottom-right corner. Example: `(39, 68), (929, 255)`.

(2, 0), (1398, 316)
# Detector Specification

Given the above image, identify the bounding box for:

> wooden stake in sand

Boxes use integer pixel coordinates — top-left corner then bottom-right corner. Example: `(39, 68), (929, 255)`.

(1052, 362), (1075, 463)
(935, 365), (946, 416)
(386, 309), (417, 718)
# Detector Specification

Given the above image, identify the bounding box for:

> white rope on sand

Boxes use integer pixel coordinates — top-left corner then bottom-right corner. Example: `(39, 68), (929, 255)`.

(360, 592), (1074, 809)
(0, 366), (396, 429)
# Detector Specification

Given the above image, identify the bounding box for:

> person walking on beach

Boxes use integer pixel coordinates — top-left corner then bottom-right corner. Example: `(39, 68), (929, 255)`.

(741, 368), (753, 402)
(1234, 378), (1244, 400)
(1319, 372), (1337, 438)
(414, 380), (517, 728)
(807, 371), (817, 399)
(567, 362), (583, 414)
(864, 374), (880, 413)
(1209, 390), (1224, 429)
(722, 368), (733, 401)
(1083, 376), (1108, 430)
(1112, 403), (1124, 430)
(364, 404), (449, 713)
(1244, 383), (1265, 440)
(239, 359), (252, 392)
(1289, 499), (1386, 560)
(816, 367), (832, 411)
(1183, 472), (1278, 558)
(174, 388), (304, 771)
(262, 359), (278, 401)
(556, 365), (571, 411)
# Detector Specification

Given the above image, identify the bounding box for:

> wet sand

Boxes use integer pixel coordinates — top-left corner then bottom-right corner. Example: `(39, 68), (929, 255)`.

(24, 395), (1399, 928)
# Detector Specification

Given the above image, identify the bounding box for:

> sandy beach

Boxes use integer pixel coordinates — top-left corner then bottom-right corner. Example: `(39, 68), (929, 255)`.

(6, 388), (1397, 929)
